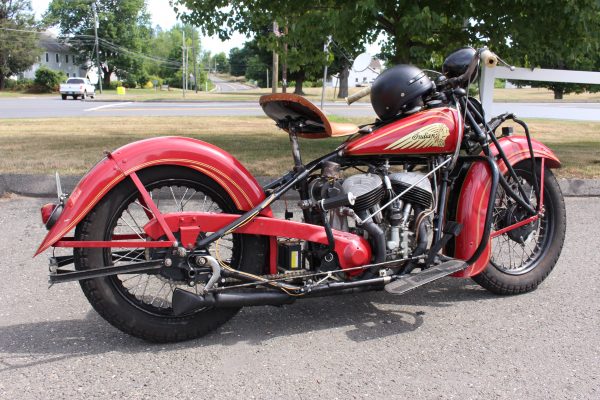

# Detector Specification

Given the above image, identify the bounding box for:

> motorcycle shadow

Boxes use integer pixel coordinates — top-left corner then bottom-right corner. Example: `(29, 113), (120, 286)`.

(0, 278), (494, 371)
(217, 277), (494, 345)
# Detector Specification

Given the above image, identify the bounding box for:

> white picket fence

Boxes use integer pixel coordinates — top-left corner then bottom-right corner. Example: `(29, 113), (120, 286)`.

(480, 66), (600, 121)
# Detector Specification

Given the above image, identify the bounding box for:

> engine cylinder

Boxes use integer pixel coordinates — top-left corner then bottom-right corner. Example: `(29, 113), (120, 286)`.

(389, 172), (433, 209)
(342, 174), (384, 212)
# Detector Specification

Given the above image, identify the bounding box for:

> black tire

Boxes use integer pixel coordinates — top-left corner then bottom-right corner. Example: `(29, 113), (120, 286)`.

(61, 94), (67, 100)
(73, 95), (78, 100)
(74, 166), (268, 342)
(473, 160), (566, 295)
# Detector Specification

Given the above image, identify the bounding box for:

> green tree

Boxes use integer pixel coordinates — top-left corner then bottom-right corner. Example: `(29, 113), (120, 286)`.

(228, 47), (249, 76)
(0, 0), (40, 89)
(211, 52), (229, 73)
(477, 0), (600, 99)
(44, 0), (152, 87)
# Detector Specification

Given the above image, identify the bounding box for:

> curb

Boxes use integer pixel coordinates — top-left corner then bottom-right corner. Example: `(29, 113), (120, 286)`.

(2, 174), (599, 199)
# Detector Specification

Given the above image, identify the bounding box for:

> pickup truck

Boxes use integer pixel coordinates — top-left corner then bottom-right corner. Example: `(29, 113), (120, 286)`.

(59, 77), (96, 100)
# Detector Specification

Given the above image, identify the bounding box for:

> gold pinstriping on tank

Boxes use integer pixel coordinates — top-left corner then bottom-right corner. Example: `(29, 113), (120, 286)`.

(351, 110), (454, 150)
(384, 123), (450, 150)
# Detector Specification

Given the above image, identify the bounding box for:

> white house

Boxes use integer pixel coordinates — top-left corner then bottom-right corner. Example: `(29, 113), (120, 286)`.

(330, 59), (384, 88)
(21, 33), (88, 80)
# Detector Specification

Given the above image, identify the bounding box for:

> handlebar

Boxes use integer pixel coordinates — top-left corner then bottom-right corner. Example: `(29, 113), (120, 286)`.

(480, 49), (498, 68)
(346, 85), (371, 105)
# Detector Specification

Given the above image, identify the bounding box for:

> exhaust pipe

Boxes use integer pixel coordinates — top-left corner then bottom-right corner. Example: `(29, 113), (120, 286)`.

(172, 288), (295, 315)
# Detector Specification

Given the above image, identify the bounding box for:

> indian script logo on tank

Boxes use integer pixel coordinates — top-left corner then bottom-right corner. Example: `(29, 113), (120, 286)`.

(384, 123), (450, 150)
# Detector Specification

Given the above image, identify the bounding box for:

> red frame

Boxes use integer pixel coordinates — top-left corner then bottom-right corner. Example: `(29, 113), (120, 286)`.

(37, 133), (560, 280)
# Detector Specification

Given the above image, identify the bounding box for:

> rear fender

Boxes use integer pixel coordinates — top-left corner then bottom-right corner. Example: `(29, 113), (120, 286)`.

(450, 136), (560, 277)
(36, 136), (269, 255)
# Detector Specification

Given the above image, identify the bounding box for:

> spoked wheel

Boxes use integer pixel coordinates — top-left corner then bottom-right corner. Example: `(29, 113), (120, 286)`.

(74, 166), (267, 342)
(473, 160), (566, 295)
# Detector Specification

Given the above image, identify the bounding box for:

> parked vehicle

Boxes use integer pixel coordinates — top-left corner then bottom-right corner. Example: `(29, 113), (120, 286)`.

(37, 47), (565, 342)
(59, 77), (95, 100)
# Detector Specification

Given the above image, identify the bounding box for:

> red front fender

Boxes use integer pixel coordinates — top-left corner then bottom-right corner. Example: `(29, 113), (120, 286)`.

(451, 136), (560, 277)
(36, 136), (269, 256)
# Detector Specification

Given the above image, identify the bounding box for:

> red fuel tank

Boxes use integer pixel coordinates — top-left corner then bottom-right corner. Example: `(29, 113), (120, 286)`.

(345, 107), (460, 156)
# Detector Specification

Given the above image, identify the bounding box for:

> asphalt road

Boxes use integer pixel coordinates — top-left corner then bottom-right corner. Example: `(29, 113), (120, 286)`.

(0, 97), (376, 119)
(211, 75), (256, 92)
(2, 97), (600, 120)
(0, 195), (598, 399)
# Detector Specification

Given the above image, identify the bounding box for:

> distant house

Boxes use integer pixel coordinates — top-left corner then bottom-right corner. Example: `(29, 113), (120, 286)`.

(330, 59), (384, 88)
(21, 33), (88, 80)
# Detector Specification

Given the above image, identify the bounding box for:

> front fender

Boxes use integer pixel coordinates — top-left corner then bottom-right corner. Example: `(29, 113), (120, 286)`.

(36, 136), (268, 256)
(451, 136), (560, 277)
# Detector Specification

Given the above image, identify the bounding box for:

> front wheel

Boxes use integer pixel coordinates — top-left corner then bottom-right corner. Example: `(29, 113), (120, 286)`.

(74, 166), (268, 342)
(473, 160), (566, 295)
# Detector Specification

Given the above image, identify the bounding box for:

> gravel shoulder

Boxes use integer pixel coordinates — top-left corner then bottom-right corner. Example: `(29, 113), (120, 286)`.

(0, 196), (598, 399)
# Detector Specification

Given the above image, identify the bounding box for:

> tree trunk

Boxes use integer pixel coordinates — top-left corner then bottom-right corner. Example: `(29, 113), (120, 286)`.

(103, 66), (111, 88)
(0, 75), (5, 90)
(294, 70), (305, 95)
(553, 89), (564, 100)
(337, 64), (349, 99)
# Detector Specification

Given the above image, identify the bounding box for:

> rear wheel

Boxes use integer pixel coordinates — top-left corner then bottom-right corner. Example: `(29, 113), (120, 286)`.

(74, 166), (268, 342)
(61, 94), (67, 100)
(473, 160), (566, 294)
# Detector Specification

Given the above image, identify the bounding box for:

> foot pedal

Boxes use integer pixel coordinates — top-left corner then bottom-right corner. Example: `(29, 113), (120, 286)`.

(385, 260), (467, 295)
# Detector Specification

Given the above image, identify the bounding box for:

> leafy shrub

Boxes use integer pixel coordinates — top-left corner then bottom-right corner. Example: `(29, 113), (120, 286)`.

(108, 80), (123, 90)
(33, 67), (66, 92)
(122, 77), (138, 89)
(5, 78), (34, 91)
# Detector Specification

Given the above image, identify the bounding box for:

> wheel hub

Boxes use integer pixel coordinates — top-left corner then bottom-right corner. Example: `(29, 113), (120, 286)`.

(503, 204), (538, 244)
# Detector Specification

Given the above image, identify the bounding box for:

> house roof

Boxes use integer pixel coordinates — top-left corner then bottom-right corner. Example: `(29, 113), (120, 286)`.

(38, 33), (72, 53)
(369, 59), (382, 70)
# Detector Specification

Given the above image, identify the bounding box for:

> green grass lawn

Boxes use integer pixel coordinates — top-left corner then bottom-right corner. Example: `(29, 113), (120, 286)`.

(0, 116), (598, 178)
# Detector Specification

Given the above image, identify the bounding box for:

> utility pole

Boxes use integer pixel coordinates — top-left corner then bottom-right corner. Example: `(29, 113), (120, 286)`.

(266, 68), (269, 89)
(272, 21), (279, 93)
(320, 35), (332, 109)
(92, 2), (102, 93)
(192, 30), (197, 93)
(282, 23), (288, 93)
(182, 30), (186, 98)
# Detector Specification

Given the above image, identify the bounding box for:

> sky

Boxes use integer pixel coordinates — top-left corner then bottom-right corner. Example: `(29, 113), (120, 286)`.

(30, 0), (380, 57)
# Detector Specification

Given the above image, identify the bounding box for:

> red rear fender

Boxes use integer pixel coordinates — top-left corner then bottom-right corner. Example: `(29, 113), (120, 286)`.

(451, 136), (560, 277)
(35, 136), (268, 255)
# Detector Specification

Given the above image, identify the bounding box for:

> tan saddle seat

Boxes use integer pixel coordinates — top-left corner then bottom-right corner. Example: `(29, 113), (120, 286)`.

(259, 93), (359, 139)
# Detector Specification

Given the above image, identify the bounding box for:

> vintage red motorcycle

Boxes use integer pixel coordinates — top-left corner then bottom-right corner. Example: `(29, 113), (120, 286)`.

(36, 47), (565, 342)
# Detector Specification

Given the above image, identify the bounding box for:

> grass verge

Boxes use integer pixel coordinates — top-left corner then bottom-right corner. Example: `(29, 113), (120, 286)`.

(0, 116), (598, 178)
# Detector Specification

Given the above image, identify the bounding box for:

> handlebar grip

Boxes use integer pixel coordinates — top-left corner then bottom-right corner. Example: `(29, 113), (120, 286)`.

(480, 49), (498, 68)
(319, 193), (356, 211)
(345, 86), (371, 105)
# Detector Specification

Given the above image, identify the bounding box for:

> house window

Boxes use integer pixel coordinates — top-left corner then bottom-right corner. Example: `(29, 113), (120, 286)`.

(56, 53), (59, 63)
(45, 53), (49, 63)
(66, 55), (69, 63)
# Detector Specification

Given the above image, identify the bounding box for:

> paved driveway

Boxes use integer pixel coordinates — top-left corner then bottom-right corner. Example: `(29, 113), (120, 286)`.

(0, 195), (598, 399)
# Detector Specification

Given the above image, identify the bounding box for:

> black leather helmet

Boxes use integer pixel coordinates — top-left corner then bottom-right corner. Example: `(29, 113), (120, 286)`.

(442, 47), (477, 80)
(370, 64), (434, 120)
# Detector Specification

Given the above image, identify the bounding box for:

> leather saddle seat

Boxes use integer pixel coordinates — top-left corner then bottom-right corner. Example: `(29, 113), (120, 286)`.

(259, 93), (359, 139)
